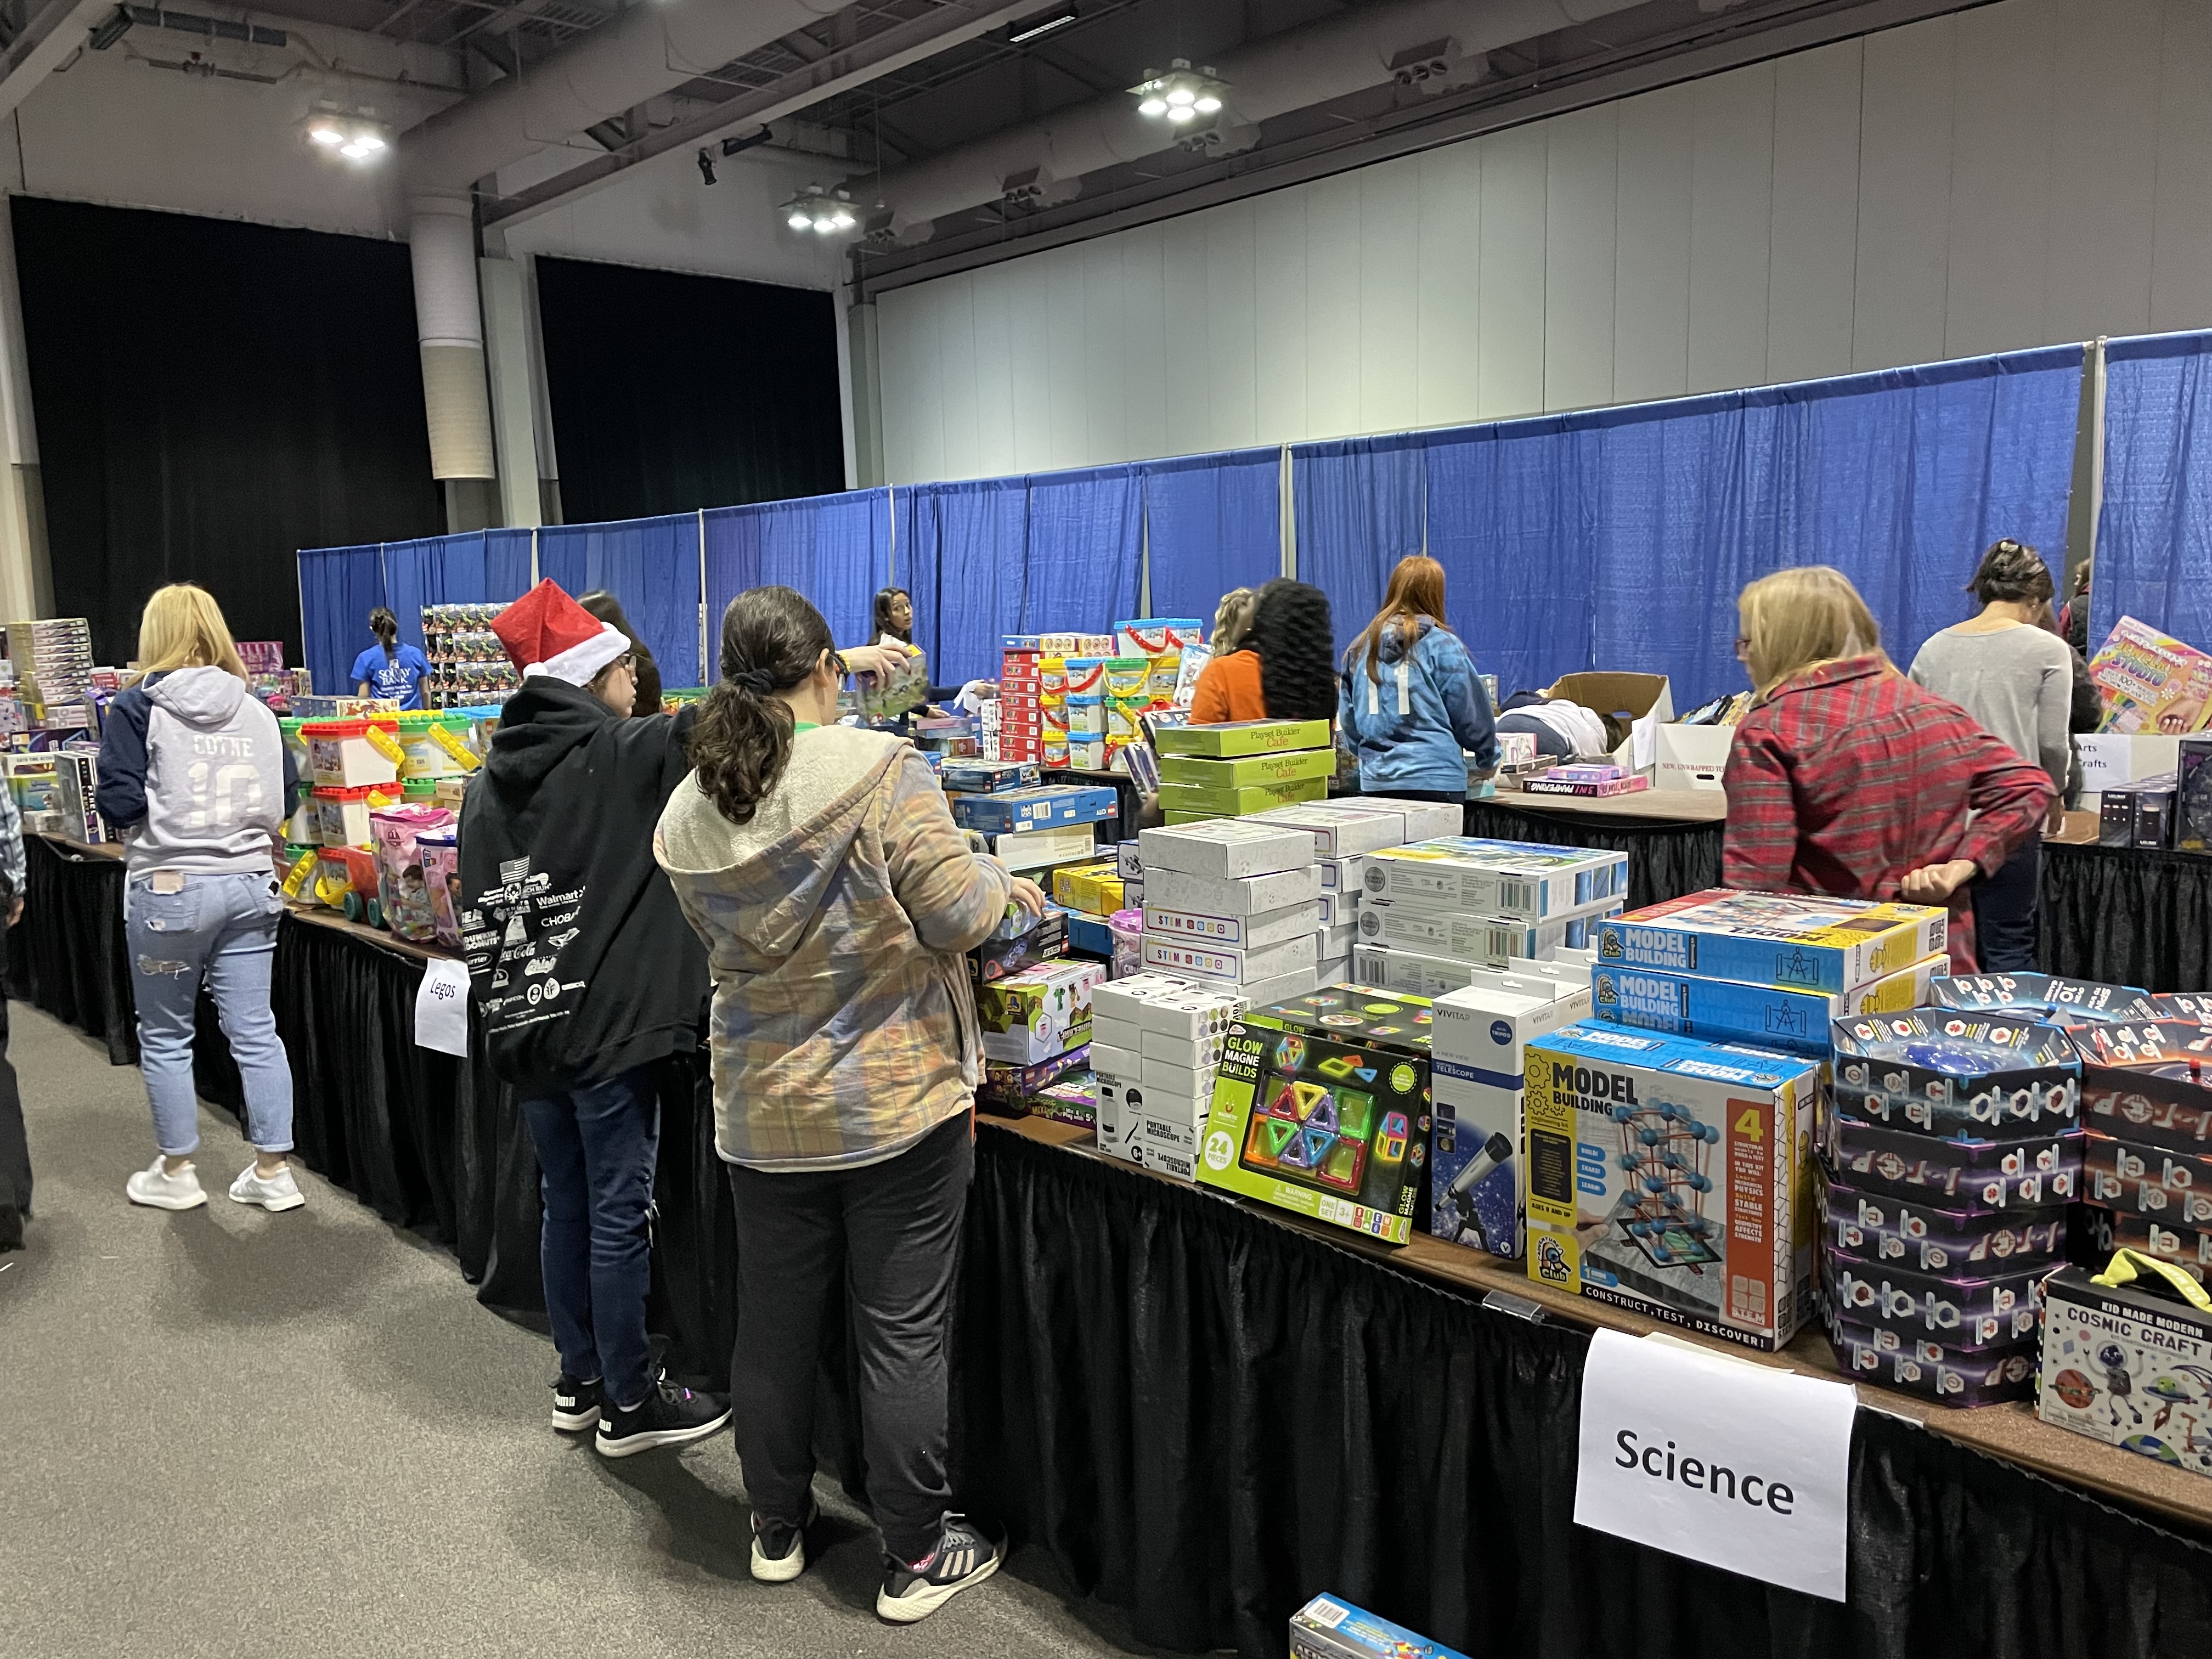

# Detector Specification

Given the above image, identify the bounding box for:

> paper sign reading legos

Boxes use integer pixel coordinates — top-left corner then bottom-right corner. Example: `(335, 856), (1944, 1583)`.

(2089, 616), (2212, 734)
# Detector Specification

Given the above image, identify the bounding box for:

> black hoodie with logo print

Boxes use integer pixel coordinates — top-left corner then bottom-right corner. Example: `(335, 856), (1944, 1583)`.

(457, 678), (708, 1093)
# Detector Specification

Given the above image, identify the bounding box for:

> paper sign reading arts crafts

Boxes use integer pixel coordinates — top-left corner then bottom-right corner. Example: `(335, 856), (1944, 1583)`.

(414, 957), (472, 1058)
(1574, 1329), (1854, 1601)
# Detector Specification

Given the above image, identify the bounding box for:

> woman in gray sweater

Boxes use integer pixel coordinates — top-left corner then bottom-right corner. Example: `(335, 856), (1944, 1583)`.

(1906, 539), (2072, 972)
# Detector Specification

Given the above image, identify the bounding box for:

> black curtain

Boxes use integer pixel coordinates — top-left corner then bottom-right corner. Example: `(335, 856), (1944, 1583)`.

(1463, 799), (1724, 911)
(10, 198), (442, 668)
(534, 256), (844, 523)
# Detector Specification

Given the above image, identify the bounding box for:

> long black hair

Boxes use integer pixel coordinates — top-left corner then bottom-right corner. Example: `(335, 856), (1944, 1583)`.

(1246, 579), (1336, 721)
(689, 585), (837, 826)
(1967, 539), (2054, 607)
(873, 585), (912, 645)
(578, 590), (662, 716)
(369, 606), (399, 662)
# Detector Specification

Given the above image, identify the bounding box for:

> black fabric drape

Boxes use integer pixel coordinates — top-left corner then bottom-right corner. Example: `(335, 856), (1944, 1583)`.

(2041, 843), (2212, 991)
(4, 837), (136, 1064)
(534, 256), (844, 525)
(1463, 800), (1723, 910)
(10, 198), (442, 668)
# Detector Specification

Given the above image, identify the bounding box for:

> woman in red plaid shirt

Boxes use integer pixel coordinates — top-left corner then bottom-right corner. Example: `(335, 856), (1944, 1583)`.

(1721, 566), (2055, 973)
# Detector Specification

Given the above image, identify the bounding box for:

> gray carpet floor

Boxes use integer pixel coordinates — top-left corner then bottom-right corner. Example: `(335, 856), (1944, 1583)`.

(0, 1000), (1174, 1659)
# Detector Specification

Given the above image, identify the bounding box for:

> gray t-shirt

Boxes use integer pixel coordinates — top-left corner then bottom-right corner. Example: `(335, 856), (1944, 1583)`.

(1907, 624), (2073, 788)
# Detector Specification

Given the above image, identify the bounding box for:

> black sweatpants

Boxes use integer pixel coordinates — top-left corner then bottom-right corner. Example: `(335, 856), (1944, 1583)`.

(726, 1111), (972, 1564)
(0, 921), (28, 1248)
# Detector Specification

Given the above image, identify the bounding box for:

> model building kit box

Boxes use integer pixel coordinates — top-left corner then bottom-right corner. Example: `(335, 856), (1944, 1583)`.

(1198, 987), (1436, 1245)
(1359, 838), (1628, 920)
(1523, 1023), (1820, 1350)
(1289, 1595), (1470, 1659)
(2038, 1250), (2212, 1476)
(977, 960), (1107, 1063)
(1598, 889), (1949, 995)
(1593, 955), (1939, 1054)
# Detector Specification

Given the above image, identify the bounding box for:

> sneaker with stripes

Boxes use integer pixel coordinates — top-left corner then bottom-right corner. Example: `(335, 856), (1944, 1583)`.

(876, 1513), (1003, 1624)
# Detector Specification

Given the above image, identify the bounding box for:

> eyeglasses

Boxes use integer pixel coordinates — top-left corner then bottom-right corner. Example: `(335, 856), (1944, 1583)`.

(1733, 636), (1751, 660)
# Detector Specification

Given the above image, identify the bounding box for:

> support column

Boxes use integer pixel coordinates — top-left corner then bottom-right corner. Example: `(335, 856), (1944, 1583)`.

(0, 193), (49, 620)
(845, 292), (884, 488)
(408, 194), (499, 532)
(478, 254), (543, 529)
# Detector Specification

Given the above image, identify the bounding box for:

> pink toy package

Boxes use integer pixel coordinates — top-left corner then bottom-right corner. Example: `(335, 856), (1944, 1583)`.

(369, 804), (455, 942)
(417, 828), (461, 949)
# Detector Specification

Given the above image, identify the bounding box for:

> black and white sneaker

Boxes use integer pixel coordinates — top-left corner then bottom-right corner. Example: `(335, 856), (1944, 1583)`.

(594, 1373), (731, 1459)
(550, 1375), (603, 1433)
(749, 1499), (817, 1584)
(876, 1513), (1004, 1623)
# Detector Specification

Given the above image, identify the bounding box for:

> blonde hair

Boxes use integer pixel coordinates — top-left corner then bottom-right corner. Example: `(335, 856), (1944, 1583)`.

(136, 583), (248, 682)
(1738, 566), (1884, 699)
(1212, 586), (1257, 652)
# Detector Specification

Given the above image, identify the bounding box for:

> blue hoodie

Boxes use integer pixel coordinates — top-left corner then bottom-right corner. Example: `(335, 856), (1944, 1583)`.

(1338, 617), (1498, 795)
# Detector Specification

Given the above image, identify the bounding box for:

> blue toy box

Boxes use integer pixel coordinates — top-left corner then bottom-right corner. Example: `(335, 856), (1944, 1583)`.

(947, 784), (1118, 834)
(1598, 889), (1948, 996)
(1289, 1595), (1471, 1659)
(1592, 953), (1938, 1054)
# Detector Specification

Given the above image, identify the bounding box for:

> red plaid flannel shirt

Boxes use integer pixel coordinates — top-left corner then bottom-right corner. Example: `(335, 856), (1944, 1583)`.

(1722, 655), (2054, 916)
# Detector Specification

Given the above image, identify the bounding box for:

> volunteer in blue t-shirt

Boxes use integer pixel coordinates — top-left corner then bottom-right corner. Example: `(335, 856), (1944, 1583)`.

(350, 607), (430, 708)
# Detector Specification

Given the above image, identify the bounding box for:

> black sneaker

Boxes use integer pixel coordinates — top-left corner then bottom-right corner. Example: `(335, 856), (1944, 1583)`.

(0, 1204), (22, 1252)
(876, 1513), (1004, 1623)
(550, 1375), (603, 1433)
(594, 1373), (731, 1459)
(750, 1499), (817, 1584)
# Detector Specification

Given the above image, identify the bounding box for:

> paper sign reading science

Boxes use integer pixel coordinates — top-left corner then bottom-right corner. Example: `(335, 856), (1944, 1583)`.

(1574, 1329), (1854, 1601)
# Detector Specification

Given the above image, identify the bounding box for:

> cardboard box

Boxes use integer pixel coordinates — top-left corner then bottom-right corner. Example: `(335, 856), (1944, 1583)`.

(1823, 1174), (2066, 1275)
(1131, 1139), (1200, 1182)
(1090, 973), (1247, 1039)
(1830, 1008), (2082, 1138)
(1051, 861), (1126, 915)
(1088, 1039), (1142, 1081)
(1158, 748), (1336, 788)
(1197, 989), (1437, 1245)
(1139, 819), (1314, 881)
(977, 960), (1107, 1063)
(1137, 1111), (1203, 1163)
(1317, 854), (1368, 894)
(1248, 799), (1459, 857)
(1598, 889), (1949, 995)
(1142, 930), (1317, 986)
(1361, 838), (1628, 919)
(2087, 615), (2212, 735)
(990, 823), (1099, 871)
(2039, 1256), (2212, 1474)
(1356, 899), (1619, 962)
(1156, 776), (1329, 817)
(2177, 737), (2212, 855)
(1549, 670), (1675, 773)
(949, 785), (1117, 834)
(1142, 899), (1317, 950)
(1593, 953), (1943, 1054)
(1141, 1027), (1223, 1067)
(1825, 1116), (2080, 1210)
(1094, 1076), (1145, 1162)
(1521, 773), (1651, 799)
(1654, 723), (1733, 791)
(1142, 864), (1320, 917)
(1152, 717), (1330, 757)
(1524, 1024), (1818, 1350)
(1142, 1053), (1218, 1102)
(1290, 1595), (1471, 1659)
(939, 758), (1042, 793)
(1242, 964), (1322, 1009)
(1025, 1070), (1098, 1127)
(1926, 971), (2155, 1025)
(1429, 971), (1593, 1258)
(1316, 889), (1352, 928)
(1115, 839), (1143, 879)
(977, 1045), (1093, 1112)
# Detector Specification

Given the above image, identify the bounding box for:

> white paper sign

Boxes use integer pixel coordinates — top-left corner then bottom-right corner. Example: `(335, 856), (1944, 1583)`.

(414, 957), (472, 1058)
(1575, 1329), (1854, 1601)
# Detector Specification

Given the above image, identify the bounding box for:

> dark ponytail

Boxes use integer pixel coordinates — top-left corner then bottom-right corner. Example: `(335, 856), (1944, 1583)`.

(369, 606), (399, 661)
(1967, 539), (2054, 606)
(690, 585), (837, 826)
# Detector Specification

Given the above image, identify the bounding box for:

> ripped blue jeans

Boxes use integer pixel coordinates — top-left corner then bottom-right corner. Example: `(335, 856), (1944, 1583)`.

(127, 870), (294, 1158)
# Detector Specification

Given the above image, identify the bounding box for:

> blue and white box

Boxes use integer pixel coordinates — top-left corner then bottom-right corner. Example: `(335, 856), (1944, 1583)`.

(949, 784), (1118, 834)
(1361, 838), (1628, 919)
(1592, 954), (1941, 1054)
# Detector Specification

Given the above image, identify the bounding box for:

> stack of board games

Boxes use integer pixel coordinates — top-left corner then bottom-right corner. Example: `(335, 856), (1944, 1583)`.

(997, 638), (1043, 763)
(1353, 836), (1627, 996)
(1822, 1009), (2083, 1403)
(1519, 762), (1649, 798)
(945, 781), (1116, 873)
(1247, 798), (1465, 983)
(1090, 972), (1248, 1181)
(1152, 716), (1334, 820)
(1135, 818), (1325, 1008)
(2076, 1008), (2212, 1275)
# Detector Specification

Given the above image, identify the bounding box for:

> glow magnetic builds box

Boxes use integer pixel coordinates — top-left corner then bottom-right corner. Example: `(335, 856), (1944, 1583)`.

(1198, 986), (1436, 1245)
(1597, 889), (1948, 996)
(1524, 1023), (1820, 1351)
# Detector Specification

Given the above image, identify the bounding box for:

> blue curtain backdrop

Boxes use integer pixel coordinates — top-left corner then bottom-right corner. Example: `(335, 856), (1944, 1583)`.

(1292, 434), (1427, 667)
(297, 542), (386, 695)
(703, 489), (888, 660)
(1025, 465), (1143, 638)
(379, 531), (537, 653)
(901, 478), (1029, 687)
(1140, 448), (1281, 627)
(537, 514), (703, 689)
(2095, 331), (2212, 656)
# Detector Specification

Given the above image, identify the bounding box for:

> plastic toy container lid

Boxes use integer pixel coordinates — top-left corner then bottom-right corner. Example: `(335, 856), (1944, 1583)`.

(401, 777), (441, 798)
(278, 717), (303, 734)
(397, 710), (472, 729)
(415, 827), (456, 847)
(1832, 1008), (2079, 1077)
(302, 715), (399, 736)
(312, 783), (397, 802)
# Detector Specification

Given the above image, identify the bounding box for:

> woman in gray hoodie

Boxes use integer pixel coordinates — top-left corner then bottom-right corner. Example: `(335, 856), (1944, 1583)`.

(95, 584), (303, 1215)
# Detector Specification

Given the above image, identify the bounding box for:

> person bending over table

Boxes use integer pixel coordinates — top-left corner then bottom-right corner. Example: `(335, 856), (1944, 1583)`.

(1336, 554), (1498, 803)
(654, 584), (1045, 1625)
(1722, 565), (2053, 974)
(458, 579), (729, 1459)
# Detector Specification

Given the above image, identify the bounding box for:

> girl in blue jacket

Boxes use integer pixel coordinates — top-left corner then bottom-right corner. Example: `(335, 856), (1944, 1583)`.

(1338, 555), (1498, 800)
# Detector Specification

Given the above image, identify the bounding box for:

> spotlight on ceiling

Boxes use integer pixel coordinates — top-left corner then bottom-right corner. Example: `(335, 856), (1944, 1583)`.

(1128, 59), (1228, 124)
(1007, 8), (1076, 43)
(778, 185), (861, 236)
(301, 108), (391, 163)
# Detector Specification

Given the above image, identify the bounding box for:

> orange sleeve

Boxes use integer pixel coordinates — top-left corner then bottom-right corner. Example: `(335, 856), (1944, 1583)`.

(1191, 656), (1233, 724)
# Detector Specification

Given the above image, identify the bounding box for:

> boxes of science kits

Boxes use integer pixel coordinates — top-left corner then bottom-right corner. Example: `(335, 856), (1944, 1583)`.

(1598, 889), (1949, 995)
(1141, 930), (1317, 986)
(1822, 1173), (2067, 1274)
(1248, 798), (1464, 856)
(1593, 955), (1940, 1053)
(1429, 970), (1592, 1258)
(1198, 986), (1437, 1245)
(1142, 899), (1318, 950)
(1829, 1009), (2083, 1137)
(977, 960), (1106, 1063)
(1153, 718), (1330, 758)
(1143, 863), (1320, 917)
(1825, 1305), (2040, 1407)
(1355, 901), (1617, 963)
(1523, 1024), (1819, 1350)
(1051, 861), (1126, 916)
(941, 758), (1043, 793)
(1926, 972), (2157, 1025)
(977, 1044), (1092, 1113)
(1360, 838), (1628, 920)
(2039, 1251), (2212, 1474)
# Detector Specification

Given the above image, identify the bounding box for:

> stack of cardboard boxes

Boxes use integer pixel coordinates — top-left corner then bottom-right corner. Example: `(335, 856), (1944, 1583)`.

(1153, 718), (1334, 821)
(1244, 798), (1465, 984)
(996, 638), (1043, 764)
(5, 618), (94, 731)
(946, 778), (1118, 874)
(1090, 972), (1248, 1181)
(1351, 837), (1628, 996)
(1136, 818), (1325, 1010)
(2079, 1005), (2212, 1276)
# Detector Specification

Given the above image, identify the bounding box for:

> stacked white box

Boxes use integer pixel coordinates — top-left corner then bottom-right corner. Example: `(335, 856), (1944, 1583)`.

(1245, 797), (1463, 857)
(1089, 973), (1249, 1178)
(1429, 969), (1593, 1259)
(1346, 834), (1626, 988)
(1136, 820), (1323, 1005)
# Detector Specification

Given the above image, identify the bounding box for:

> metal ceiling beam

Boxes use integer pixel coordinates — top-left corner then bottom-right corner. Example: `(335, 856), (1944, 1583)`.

(0, 0), (116, 121)
(479, 0), (1039, 226)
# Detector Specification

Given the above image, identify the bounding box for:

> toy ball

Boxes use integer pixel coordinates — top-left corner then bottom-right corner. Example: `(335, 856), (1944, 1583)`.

(2122, 1435), (2183, 1466)
(2052, 1369), (2096, 1409)
(1612, 1105), (1636, 1123)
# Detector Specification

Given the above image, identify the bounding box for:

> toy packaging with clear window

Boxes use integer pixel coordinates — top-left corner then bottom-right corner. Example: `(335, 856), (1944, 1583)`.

(416, 827), (462, 949)
(368, 803), (455, 942)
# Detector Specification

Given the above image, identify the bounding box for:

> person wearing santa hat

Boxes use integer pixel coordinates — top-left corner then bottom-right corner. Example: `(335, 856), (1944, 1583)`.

(457, 579), (727, 1457)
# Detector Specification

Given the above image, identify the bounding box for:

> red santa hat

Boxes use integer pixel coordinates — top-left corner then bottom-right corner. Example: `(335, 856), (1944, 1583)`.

(491, 579), (630, 687)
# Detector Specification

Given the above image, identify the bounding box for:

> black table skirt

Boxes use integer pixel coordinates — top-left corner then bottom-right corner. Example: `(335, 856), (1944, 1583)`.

(2042, 841), (2212, 991)
(1463, 798), (1724, 911)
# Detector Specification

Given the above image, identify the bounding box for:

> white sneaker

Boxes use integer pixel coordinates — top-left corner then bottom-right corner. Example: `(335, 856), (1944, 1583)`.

(126, 1156), (207, 1211)
(229, 1163), (306, 1212)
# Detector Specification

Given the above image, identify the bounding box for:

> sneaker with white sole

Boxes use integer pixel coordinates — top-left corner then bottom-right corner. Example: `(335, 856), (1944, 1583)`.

(551, 1375), (604, 1433)
(126, 1156), (207, 1211)
(877, 1513), (1003, 1624)
(750, 1500), (817, 1584)
(229, 1163), (306, 1212)
(594, 1373), (730, 1458)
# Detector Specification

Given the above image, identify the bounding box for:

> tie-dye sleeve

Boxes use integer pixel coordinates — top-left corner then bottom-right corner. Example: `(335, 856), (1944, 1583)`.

(883, 749), (1014, 953)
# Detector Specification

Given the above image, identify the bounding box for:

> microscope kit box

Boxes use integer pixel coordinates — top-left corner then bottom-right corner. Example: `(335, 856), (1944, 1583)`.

(1198, 986), (1436, 1245)
(1522, 1023), (1821, 1350)
(1598, 889), (1949, 996)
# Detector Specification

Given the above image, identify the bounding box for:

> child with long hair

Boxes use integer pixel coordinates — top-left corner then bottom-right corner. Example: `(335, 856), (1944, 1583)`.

(1336, 555), (1497, 800)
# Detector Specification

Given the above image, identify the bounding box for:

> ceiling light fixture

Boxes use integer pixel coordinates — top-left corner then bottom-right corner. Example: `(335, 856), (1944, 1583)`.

(778, 185), (861, 236)
(1008, 9), (1077, 43)
(1128, 59), (1228, 124)
(301, 108), (391, 163)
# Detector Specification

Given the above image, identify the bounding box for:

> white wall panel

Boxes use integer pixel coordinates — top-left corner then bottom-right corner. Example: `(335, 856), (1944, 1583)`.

(878, 0), (2212, 482)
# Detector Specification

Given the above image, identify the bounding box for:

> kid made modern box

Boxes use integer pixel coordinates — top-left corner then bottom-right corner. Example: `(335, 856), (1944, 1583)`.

(1198, 986), (1436, 1245)
(1597, 889), (1948, 996)
(1523, 1023), (1820, 1350)
(2038, 1250), (2212, 1477)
